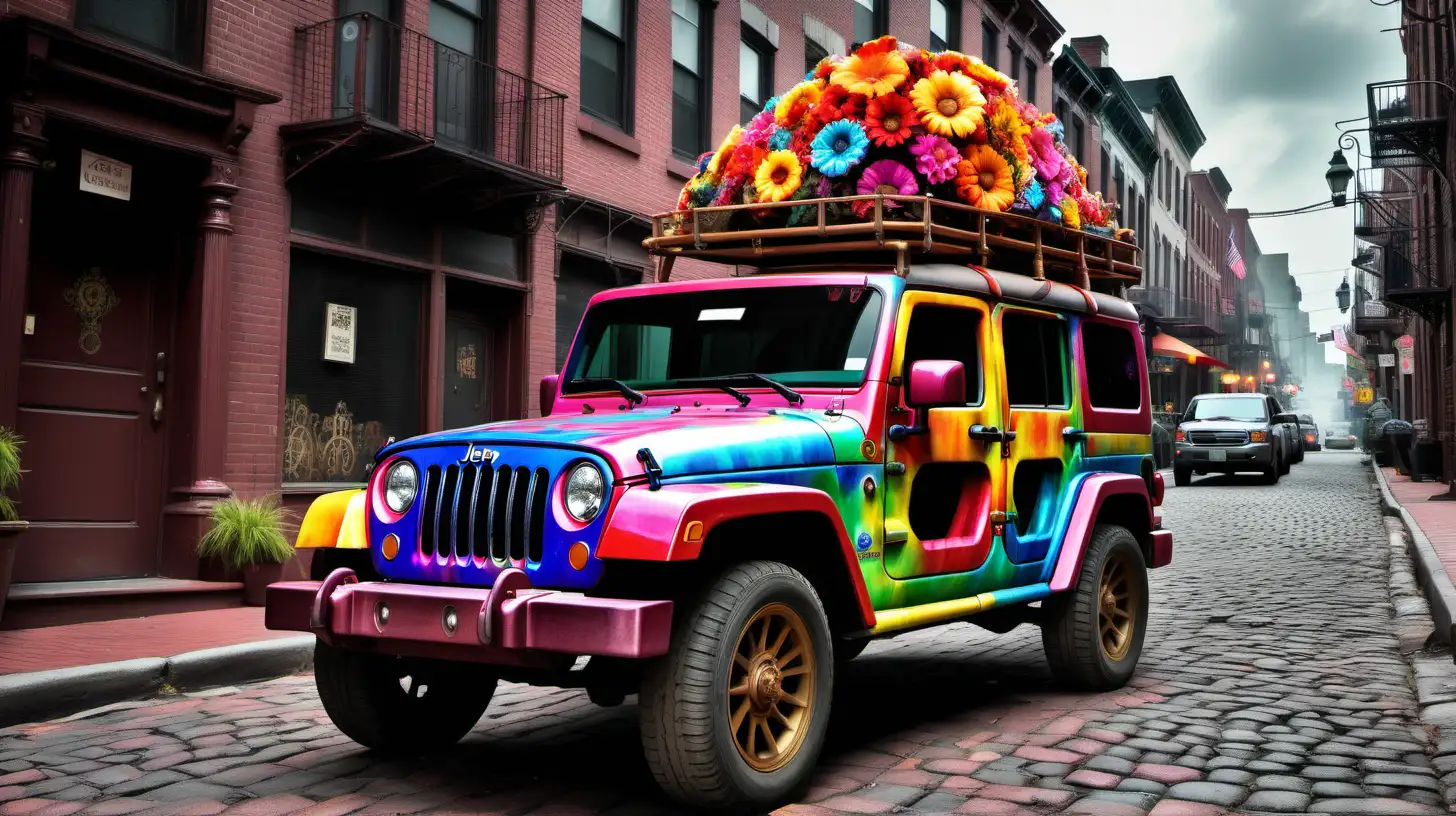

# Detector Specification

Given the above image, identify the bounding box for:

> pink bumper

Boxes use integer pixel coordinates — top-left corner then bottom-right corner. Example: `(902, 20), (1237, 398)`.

(265, 568), (673, 661)
(1150, 529), (1173, 569)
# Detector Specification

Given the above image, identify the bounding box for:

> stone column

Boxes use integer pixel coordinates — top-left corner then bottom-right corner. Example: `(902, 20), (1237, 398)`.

(0, 104), (45, 431)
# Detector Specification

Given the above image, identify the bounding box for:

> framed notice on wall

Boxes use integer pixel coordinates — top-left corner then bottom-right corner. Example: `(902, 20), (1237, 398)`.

(324, 303), (357, 364)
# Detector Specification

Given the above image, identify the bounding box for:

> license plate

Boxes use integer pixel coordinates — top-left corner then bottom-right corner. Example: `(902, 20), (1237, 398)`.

(1209, 449), (1227, 462)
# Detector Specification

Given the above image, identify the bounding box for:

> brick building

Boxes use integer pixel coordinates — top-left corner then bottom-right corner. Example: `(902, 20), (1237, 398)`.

(0, 0), (1069, 625)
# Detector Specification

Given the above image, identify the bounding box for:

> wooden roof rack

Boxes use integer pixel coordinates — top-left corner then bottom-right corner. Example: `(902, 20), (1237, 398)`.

(643, 194), (1143, 288)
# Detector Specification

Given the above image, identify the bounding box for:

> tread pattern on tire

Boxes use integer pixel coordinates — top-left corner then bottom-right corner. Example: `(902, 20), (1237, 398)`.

(1041, 524), (1145, 691)
(639, 560), (831, 809)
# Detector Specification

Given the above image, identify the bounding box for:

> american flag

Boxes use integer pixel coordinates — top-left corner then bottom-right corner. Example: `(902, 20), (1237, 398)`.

(1226, 228), (1246, 279)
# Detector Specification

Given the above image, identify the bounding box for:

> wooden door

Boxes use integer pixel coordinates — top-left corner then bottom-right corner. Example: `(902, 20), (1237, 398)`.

(13, 184), (174, 582)
(444, 314), (493, 430)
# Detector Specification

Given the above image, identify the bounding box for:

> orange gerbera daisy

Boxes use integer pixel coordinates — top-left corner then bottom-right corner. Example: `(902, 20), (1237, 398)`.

(932, 51), (976, 74)
(704, 125), (743, 180)
(754, 150), (804, 203)
(831, 40), (909, 97)
(962, 61), (1012, 96)
(775, 82), (822, 127)
(909, 71), (986, 139)
(955, 145), (1016, 212)
(864, 94), (920, 147)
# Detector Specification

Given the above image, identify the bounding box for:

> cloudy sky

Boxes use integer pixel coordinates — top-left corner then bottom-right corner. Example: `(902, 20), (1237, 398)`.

(1045, 0), (1407, 364)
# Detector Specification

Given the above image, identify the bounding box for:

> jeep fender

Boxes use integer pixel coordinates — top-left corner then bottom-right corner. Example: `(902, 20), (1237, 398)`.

(294, 489), (369, 550)
(596, 483), (876, 627)
(1047, 474), (1170, 592)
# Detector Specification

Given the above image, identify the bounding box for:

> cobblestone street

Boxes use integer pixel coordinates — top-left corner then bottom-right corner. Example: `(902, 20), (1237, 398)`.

(1, 452), (1451, 815)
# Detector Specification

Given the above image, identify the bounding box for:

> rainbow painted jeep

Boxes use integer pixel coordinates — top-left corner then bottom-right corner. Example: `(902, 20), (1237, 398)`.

(266, 196), (1169, 809)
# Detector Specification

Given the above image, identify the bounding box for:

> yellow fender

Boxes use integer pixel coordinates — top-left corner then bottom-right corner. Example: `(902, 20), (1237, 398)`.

(295, 490), (369, 550)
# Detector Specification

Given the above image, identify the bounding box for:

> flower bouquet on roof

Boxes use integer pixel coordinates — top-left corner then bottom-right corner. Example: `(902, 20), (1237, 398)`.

(671, 35), (1123, 238)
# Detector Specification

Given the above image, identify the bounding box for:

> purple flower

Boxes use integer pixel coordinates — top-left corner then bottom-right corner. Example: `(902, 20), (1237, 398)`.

(909, 135), (960, 185)
(857, 160), (919, 204)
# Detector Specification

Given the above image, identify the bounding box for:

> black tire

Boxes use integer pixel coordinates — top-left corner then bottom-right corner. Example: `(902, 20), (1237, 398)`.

(1173, 467), (1191, 487)
(1041, 524), (1149, 691)
(1262, 460), (1281, 485)
(640, 561), (834, 810)
(314, 640), (495, 752)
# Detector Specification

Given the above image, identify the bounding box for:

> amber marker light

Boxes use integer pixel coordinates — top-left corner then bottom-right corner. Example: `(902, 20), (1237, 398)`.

(1250, 431), (1267, 443)
(568, 542), (591, 571)
(381, 533), (400, 561)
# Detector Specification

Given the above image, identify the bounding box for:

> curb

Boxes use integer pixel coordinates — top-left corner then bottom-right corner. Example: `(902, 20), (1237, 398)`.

(1372, 461), (1456, 648)
(0, 635), (314, 729)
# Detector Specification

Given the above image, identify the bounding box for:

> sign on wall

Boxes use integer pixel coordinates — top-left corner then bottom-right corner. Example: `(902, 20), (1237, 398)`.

(1378, 353), (1395, 368)
(323, 303), (357, 364)
(1398, 334), (1416, 375)
(79, 150), (132, 201)
(1356, 387), (1374, 405)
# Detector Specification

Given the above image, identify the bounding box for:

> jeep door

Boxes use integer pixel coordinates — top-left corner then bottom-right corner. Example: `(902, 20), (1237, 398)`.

(995, 306), (1078, 565)
(881, 291), (1006, 581)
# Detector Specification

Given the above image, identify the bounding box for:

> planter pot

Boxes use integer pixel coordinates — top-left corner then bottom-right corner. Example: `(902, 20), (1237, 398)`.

(0, 521), (29, 627)
(242, 562), (285, 607)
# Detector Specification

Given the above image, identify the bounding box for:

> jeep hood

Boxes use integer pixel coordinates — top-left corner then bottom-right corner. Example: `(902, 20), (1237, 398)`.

(385, 408), (845, 480)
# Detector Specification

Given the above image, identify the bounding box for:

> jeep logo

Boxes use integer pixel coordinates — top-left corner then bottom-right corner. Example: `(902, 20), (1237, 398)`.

(459, 444), (499, 464)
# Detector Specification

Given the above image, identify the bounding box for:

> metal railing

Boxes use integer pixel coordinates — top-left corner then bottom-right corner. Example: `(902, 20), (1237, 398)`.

(292, 13), (566, 181)
(1125, 285), (1173, 316)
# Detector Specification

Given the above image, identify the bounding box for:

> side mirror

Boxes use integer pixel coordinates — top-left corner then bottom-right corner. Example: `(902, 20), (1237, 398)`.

(907, 360), (967, 407)
(539, 374), (560, 417)
(1274, 413), (1297, 425)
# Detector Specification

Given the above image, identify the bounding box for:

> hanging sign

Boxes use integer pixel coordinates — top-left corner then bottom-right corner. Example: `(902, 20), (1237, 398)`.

(323, 303), (357, 364)
(1356, 387), (1374, 405)
(1343, 377), (1355, 389)
(79, 150), (132, 201)
(1399, 344), (1415, 375)
(1378, 354), (1396, 368)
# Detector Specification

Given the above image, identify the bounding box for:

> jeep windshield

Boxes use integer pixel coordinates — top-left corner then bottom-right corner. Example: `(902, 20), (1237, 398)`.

(1184, 397), (1267, 423)
(562, 284), (883, 394)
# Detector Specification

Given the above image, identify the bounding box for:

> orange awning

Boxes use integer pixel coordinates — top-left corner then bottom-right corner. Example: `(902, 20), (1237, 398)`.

(1152, 332), (1230, 368)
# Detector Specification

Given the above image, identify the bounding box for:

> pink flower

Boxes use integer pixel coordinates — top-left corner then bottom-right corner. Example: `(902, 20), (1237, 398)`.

(1027, 127), (1067, 183)
(909, 134), (960, 185)
(856, 159), (919, 203)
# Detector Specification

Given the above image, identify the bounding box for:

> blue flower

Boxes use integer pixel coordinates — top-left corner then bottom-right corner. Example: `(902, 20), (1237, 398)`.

(763, 96), (782, 115)
(1046, 120), (1065, 143)
(695, 152), (713, 174)
(1021, 179), (1045, 211)
(811, 120), (870, 178)
(769, 128), (792, 150)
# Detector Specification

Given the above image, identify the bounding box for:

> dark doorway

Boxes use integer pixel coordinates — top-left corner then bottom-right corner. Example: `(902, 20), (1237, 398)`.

(444, 314), (493, 429)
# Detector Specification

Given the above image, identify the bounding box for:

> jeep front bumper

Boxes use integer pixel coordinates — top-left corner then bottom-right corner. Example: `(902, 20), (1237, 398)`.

(1174, 442), (1274, 471)
(265, 567), (673, 663)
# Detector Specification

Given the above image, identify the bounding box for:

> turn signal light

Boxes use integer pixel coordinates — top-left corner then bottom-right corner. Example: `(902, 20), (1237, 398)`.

(1250, 431), (1267, 442)
(1174, 429), (1185, 442)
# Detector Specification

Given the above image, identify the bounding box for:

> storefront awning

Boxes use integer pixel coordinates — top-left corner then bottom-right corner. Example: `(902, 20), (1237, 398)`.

(1152, 332), (1230, 368)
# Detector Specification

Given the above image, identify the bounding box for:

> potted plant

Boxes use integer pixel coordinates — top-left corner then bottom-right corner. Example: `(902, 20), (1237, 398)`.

(0, 428), (25, 626)
(197, 494), (295, 606)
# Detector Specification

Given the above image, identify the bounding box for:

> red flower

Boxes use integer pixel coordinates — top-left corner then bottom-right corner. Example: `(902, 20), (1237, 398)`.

(839, 92), (869, 120)
(904, 50), (934, 81)
(815, 85), (851, 126)
(865, 94), (920, 147)
(855, 35), (899, 58)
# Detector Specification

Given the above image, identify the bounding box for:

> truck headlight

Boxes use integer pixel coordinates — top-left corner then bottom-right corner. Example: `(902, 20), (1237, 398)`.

(564, 463), (605, 522)
(384, 461), (418, 513)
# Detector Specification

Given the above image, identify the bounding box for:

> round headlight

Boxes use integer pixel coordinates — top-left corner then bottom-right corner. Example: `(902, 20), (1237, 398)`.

(384, 461), (418, 514)
(564, 463), (605, 522)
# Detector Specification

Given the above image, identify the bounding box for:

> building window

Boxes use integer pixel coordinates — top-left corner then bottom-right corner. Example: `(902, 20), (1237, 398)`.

(285, 250), (423, 484)
(1003, 313), (1068, 408)
(981, 21), (998, 70)
(805, 34), (829, 74)
(930, 0), (958, 52)
(581, 0), (633, 131)
(75, 0), (205, 65)
(804, 15), (845, 74)
(1071, 115), (1085, 161)
(740, 26), (774, 124)
(1082, 322), (1141, 410)
(854, 0), (887, 46)
(431, 0), (495, 150)
(671, 0), (710, 158)
(1023, 58), (1037, 104)
(1100, 146), (1111, 196)
(1162, 149), (1172, 203)
(1007, 42), (1022, 81)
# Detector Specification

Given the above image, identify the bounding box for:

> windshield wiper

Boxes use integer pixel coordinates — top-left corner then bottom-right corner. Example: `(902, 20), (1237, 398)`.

(680, 373), (804, 405)
(569, 377), (646, 407)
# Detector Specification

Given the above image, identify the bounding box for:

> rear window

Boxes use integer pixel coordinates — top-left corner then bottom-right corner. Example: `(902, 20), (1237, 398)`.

(1081, 322), (1141, 410)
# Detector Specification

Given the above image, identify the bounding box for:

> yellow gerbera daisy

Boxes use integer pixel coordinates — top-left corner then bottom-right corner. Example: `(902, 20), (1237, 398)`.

(1061, 196), (1081, 230)
(987, 100), (1030, 164)
(909, 71), (986, 139)
(775, 82), (823, 128)
(830, 47), (909, 98)
(955, 146), (1016, 212)
(705, 125), (744, 179)
(754, 150), (804, 203)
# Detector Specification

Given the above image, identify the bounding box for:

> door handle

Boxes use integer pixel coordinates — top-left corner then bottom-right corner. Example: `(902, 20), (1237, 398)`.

(968, 425), (1004, 443)
(1063, 427), (1086, 443)
(152, 392), (164, 423)
(155, 352), (166, 385)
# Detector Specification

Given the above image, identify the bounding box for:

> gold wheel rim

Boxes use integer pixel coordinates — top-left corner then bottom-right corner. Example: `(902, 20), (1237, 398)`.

(1098, 551), (1139, 662)
(728, 602), (816, 772)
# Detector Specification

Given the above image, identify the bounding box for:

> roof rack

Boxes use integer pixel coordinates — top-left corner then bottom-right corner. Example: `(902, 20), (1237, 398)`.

(643, 194), (1143, 286)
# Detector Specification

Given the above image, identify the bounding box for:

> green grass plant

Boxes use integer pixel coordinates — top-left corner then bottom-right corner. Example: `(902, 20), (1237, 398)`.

(0, 428), (22, 523)
(197, 494), (294, 569)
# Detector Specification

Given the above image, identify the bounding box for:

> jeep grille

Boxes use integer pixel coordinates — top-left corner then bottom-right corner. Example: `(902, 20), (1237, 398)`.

(419, 463), (550, 564)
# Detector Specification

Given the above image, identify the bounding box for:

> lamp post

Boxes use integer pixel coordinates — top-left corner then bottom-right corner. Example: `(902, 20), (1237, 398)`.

(1326, 149), (1355, 207)
(1336, 277), (1351, 313)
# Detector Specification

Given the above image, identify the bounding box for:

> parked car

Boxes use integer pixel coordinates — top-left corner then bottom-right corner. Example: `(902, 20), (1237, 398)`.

(267, 261), (1173, 809)
(1325, 422), (1359, 450)
(1174, 393), (1299, 486)
(1278, 403), (1304, 464)
(1298, 414), (1320, 451)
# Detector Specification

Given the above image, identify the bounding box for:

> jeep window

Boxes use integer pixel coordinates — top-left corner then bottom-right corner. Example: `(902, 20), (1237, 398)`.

(1081, 322), (1141, 410)
(563, 285), (883, 392)
(1184, 397), (1267, 423)
(1003, 312), (1068, 408)
(902, 305), (982, 404)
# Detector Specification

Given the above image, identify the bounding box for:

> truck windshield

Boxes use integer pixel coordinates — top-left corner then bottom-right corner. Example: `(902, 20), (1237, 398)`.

(1185, 398), (1267, 423)
(563, 285), (883, 393)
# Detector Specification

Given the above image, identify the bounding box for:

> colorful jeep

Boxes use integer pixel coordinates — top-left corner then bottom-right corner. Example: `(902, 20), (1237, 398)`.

(265, 38), (1170, 810)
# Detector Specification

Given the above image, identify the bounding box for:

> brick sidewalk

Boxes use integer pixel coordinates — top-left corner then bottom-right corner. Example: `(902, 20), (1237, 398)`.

(1383, 467), (1456, 580)
(0, 608), (298, 675)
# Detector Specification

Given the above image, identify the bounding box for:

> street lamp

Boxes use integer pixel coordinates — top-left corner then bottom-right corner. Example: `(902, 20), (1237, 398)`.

(1336, 277), (1351, 313)
(1326, 149), (1355, 207)
(1265, 372), (1277, 383)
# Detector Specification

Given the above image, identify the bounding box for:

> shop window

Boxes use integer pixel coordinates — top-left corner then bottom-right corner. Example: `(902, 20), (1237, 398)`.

(556, 255), (622, 370)
(581, 0), (634, 131)
(1003, 312), (1067, 408)
(285, 251), (422, 484)
(441, 226), (520, 279)
(740, 26), (774, 124)
(930, 0), (958, 52)
(902, 305), (982, 404)
(75, 0), (205, 66)
(672, 0), (711, 158)
(854, 0), (887, 46)
(1082, 322), (1141, 410)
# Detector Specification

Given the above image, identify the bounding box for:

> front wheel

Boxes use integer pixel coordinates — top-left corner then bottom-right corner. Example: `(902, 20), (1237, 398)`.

(1173, 466), (1191, 487)
(640, 561), (834, 810)
(1041, 524), (1149, 691)
(1262, 459), (1281, 485)
(314, 641), (495, 752)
